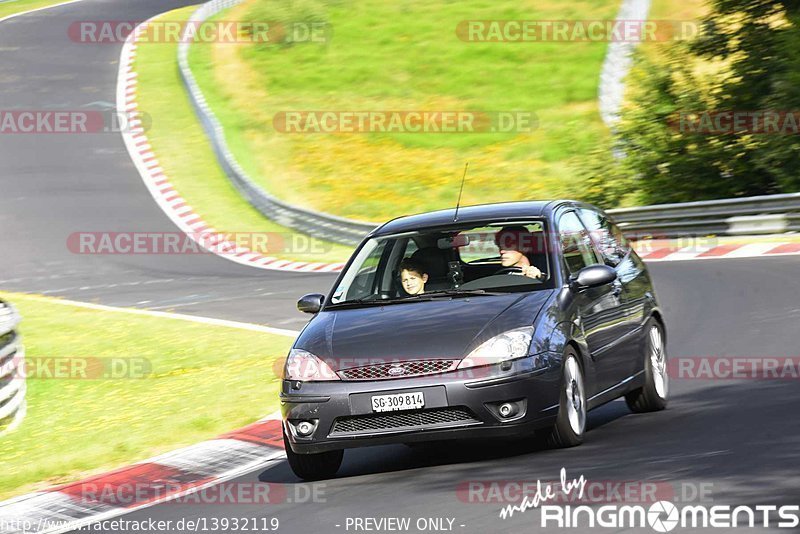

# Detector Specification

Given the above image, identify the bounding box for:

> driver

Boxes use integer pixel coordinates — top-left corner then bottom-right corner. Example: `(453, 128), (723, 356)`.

(494, 226), (544, 279)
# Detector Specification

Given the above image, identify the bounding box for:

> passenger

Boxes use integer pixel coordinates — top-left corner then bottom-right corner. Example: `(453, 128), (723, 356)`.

(399, 257), (429, 295)
(494, 226), (544, 279)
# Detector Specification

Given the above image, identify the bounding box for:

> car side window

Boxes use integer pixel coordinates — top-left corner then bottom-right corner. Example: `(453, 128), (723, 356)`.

(403, 238), (419, 258)
(578, 209), (630, 267)
(558, 211), (601, 274)
(332, 239), (389, 302)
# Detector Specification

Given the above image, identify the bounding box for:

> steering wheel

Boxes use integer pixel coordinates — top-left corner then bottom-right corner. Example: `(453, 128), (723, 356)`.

(495, 266), (523, 275)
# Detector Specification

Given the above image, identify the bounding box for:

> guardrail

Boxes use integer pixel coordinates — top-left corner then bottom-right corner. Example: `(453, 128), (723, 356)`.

(179, 0), (800, 244)
(0, 299), (25, 437)
(177, 0), (376, 246)
(608, 193), (800, 238)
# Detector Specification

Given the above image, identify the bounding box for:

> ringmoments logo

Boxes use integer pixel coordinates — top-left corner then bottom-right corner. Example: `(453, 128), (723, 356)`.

(499, 469), (800, 531)
(649, 501), (679, 532)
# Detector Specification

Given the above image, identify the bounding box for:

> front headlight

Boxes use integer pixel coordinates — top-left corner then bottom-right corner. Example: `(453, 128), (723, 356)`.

(283, 349), (340, 381)
(457, 326), (534, 369)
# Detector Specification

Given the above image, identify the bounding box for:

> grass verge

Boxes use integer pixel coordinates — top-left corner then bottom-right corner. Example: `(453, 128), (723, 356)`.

(133, 6), (354, 264)
(189, 0), (619, 221)
(0, 291), (293, 500)
(0, 0), (76, 20)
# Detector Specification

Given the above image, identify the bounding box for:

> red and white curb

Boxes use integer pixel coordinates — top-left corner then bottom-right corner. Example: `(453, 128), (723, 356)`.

(633, 240), (800, 262)
(0, 414), (286, 534)
(116, 20), (344, 274)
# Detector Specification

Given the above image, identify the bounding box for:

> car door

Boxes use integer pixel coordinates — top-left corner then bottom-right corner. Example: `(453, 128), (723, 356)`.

(578, 208), (646, 380)
(557, 210), (628, 392)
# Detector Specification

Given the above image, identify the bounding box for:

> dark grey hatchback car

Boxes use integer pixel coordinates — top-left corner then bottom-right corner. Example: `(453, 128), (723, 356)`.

(280, 201), (668, 480)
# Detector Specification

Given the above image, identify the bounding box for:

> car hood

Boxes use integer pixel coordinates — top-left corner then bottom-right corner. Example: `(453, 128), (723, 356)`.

(294, 291), (554, 369)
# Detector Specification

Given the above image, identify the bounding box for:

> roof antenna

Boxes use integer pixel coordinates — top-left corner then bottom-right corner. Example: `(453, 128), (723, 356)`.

(453, 162), (469, 222)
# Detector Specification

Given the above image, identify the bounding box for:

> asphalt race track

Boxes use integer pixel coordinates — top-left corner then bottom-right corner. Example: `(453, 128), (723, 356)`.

(112, 258), (800, 534)
(0, 0), (335, 329)
(2, 2), (799, 533)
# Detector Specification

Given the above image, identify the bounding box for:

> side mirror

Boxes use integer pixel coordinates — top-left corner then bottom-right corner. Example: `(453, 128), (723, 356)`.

(570, 264), (616, 291)
(297, 293), (325, 314)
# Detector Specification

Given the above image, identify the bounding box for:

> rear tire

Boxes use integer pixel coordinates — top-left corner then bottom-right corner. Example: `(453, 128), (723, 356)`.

(625, 319), (668, 413)
(283, 429), (343, 481)
(544, 348), (586, 448)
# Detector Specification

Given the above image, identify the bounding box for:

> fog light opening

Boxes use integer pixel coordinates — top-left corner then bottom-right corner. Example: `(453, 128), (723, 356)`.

(296, 421), (315, 436)
(499, 402), (518, 418)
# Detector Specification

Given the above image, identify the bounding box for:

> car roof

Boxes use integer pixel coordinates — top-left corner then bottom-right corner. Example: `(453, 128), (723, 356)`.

(372, 200), (578, 236)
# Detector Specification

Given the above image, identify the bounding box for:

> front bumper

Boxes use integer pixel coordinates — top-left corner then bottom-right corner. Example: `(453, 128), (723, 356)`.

(280, 354), (562, 454)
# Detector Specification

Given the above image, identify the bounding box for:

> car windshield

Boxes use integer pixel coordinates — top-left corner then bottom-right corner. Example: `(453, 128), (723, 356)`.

(328, 220), (553, 307)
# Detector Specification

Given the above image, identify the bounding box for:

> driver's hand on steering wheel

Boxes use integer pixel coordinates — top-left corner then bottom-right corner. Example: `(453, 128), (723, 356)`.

(521, 265), (543, 279)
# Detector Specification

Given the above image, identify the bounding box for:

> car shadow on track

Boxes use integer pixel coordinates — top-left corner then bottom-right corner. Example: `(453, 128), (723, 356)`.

(258, 400), (632, 483)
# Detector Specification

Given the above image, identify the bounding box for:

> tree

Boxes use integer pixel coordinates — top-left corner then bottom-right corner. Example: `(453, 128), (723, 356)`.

(609, 0), (800, 204)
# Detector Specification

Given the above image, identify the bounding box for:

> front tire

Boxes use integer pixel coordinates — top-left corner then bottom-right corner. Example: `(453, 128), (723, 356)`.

(544, 348), (586, 448)
(625, 319), (668, 413)
(283, 429), (343, 481)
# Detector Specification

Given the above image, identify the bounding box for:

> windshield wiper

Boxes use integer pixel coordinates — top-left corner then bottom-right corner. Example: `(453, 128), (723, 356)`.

(327, 289), (505, 308)
(404, 289), (506, 299)
(325, 297), (394, 308)
(327, 288), (512, 308)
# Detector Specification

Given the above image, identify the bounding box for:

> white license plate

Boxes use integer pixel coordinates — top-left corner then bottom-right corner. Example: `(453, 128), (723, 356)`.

(371, 392), (425, 413)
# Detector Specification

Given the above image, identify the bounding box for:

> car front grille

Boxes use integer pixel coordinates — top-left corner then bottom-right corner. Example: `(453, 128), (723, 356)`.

(337, 359), (459, 381)
(329, 407), (480, 436)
